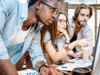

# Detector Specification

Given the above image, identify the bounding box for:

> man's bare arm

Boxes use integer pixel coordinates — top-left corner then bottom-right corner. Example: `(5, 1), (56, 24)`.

(0, 59), (18, 75)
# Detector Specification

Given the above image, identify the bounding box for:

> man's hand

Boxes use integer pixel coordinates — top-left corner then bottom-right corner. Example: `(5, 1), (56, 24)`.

(40, 66), (63, 75)
(75, 39), (88, 47)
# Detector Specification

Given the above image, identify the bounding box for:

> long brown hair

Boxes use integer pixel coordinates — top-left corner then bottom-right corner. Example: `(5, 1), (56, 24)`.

(73, 4), (93, 21)
(41, 12), (69, 49)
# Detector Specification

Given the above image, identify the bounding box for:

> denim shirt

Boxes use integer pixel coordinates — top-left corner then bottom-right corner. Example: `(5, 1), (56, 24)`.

(0, 0), (46, 69)
(68, 18), (93, 56)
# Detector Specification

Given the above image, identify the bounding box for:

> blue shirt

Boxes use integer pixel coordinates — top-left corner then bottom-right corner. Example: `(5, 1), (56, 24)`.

(0, 0), (46, 69)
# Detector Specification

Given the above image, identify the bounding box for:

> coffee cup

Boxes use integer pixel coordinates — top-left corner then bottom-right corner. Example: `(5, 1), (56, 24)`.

(82, 47), (89, 61)
(72, 67), (91, 75)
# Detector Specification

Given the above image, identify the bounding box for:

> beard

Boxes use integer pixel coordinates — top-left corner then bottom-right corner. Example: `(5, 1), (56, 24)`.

(77, 20), (87, 26)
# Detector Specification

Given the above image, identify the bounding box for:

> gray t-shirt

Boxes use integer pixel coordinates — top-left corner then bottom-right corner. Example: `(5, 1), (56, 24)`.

(43, 31), (65, 49)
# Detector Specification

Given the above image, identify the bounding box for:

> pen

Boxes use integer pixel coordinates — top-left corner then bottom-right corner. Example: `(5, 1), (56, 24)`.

(49, 65), (72, 75)
(61, 66), (67, 69)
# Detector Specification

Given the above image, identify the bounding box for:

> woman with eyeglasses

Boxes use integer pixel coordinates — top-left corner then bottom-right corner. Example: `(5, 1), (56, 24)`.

(41, 12), (79, 64)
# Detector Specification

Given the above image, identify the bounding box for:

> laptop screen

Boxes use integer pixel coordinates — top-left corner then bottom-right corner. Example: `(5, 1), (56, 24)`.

(91, 23), (100, 75)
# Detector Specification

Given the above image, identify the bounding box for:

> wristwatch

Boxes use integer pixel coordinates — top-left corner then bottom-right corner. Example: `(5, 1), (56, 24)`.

(39, 64), (48, 72)
(65, 45), (71, 51)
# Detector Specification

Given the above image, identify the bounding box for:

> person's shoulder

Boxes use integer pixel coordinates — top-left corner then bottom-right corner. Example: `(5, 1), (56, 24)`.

(43, 30), (51, 43)
(83, 24), (92, 32)
(0, 0), (13, 6)
(44, 30), (51, 39)
(1, 0), (17, 5)
(0, 0), (18, 14)
(85, 24), (92, 29)
(45, 31), (50, 36)
(1, 0), (18, 11)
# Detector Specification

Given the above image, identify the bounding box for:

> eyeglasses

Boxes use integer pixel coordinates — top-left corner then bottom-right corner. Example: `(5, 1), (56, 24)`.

(58, 19), (66, 23)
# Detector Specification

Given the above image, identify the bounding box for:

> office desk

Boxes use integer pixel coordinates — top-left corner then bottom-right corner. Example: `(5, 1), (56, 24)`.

(18, 58), (92, 75)
(54, 58), (92, 71)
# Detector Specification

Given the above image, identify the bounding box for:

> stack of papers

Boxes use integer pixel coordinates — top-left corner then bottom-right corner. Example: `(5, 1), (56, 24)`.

(18, 69), (39, 75)
(55, 58), (92, 71)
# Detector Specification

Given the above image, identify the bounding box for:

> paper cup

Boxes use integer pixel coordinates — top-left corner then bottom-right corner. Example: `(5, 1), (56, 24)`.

(72, 67), (91, 75)
(82, 47), (89, 61)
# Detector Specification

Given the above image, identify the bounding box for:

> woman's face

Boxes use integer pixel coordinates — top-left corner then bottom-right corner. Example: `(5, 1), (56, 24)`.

(57, 14), (67, 32)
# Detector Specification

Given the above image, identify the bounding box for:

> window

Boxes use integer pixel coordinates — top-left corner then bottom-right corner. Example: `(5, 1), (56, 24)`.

(64, 0), (96, 4)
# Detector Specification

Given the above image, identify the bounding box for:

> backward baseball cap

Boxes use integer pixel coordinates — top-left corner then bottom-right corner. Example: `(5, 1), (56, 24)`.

(28, 0), (58, 9)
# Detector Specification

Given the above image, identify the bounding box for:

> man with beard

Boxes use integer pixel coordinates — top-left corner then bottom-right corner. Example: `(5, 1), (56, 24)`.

(0, 0), (64, 75)
(67, 4), (93, 59)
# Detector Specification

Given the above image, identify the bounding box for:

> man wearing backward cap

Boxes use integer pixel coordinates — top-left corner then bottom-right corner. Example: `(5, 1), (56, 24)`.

(0, 0), (63, 75)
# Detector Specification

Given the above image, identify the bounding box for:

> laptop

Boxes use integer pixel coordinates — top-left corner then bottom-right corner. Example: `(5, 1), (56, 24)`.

(91, 23), (100, 75)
